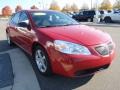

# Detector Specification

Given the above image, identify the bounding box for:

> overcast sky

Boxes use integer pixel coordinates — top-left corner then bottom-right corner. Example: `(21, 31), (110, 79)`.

(0, 0), (116, 13)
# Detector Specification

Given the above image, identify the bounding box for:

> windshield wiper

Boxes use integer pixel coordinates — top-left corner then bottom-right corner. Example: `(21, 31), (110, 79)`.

(62, 23), (79, 26)
(39, 24), (79, 28)
(39, 25), (57, 28)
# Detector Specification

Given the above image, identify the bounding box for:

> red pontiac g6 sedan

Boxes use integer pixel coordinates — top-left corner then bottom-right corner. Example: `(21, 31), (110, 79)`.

(6, 10), (115, 77)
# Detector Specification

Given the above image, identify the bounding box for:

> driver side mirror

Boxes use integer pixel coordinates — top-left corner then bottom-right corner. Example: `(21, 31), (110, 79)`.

(18, 22), (31, 30)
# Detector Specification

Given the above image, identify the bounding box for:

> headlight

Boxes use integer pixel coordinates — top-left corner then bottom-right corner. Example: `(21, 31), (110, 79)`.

(54, 40), (91, 55)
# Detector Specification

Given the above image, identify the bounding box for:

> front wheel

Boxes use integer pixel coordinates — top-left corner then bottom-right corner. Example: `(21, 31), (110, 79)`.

(33, 46), (52, 76)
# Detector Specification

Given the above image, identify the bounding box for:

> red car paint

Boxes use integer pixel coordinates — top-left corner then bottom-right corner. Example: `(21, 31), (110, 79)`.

(6, 10), (115, 77)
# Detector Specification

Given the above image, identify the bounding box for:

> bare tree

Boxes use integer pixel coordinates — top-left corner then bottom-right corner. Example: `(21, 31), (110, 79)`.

(81, 3), (89, 10)
(71, 3), (79, 12)
(15, 5), (22, 12)
(49, 1), (60, 11)
(61, 4), (72, 12)
(113, 0), (120, 9)
(31, 5), (38, 9)
(99, 0), (112, 10)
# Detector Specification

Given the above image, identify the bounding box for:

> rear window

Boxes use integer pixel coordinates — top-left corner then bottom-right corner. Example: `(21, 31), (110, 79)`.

(99, 11), (104, 14)
(83, 11), (95, 15)
(10, 12), (21, 25)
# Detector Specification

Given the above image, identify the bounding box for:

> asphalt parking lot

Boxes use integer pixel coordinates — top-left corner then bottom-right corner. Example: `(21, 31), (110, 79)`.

(0, 20), (120, 90)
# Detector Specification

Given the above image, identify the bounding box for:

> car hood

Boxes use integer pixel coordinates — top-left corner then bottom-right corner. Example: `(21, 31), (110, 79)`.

(38, 25), (111, 46)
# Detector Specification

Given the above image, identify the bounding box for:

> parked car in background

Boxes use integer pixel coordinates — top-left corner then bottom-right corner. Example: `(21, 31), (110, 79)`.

(102, 10), (120, 23)
(6, 10), (115, 77)
(65, 12), (74, 17)
(72, 10), (101, 22)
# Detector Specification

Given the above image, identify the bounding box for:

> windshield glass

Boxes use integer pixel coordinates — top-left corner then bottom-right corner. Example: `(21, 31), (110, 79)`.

(30, 11), (79, 27)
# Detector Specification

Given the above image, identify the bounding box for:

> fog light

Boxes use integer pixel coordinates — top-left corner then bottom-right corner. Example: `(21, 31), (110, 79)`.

(95, 46), (109, 55)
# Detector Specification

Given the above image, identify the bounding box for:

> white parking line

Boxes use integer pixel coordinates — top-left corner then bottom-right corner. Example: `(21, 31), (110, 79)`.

(0, 48), (40, 90)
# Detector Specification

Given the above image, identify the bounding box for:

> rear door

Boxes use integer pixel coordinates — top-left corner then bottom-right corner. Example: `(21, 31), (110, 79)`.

(8, 12), (21, 44)
(88, 11), (95, 18)
(83, 11), (94, 20)
(112, 12), (120, 22)
(76, 12), (84, 20)
(83, 11), (88, 19)
(17, 12), (34, 53)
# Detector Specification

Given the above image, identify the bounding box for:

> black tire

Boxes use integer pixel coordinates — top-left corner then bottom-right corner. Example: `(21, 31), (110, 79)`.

(6, 33), (14, 46)
(87, 18), (91, 22)
(87, 18), (93, 22)
(104, 17), (112, 23)
(33, 45), (52, 76)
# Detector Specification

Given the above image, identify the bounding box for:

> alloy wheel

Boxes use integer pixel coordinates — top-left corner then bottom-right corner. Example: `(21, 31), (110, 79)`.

(35, 49), (47, 73)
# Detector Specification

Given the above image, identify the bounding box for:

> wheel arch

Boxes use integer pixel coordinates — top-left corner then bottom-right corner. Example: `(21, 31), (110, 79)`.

(32, 41), (53, 75)
(6, 28), (9, 33)
(32, 41), (46, 56)
(104, 16), (111, 20)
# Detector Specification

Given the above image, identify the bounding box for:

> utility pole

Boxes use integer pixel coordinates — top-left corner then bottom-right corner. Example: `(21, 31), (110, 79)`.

(96, 0), (98, 10)
(39, 0), (45, 9)
(91, 0), (92, 9)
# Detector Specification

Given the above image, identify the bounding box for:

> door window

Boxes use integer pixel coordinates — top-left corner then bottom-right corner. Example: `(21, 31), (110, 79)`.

(19, 12), (29, 23)
(10, 12), (21, 26)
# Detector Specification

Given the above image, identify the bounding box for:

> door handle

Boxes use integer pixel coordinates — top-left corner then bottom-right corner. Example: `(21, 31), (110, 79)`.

(15, 27), (21, 30)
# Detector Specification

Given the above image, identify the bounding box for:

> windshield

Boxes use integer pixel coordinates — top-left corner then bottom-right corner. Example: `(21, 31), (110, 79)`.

(30, 11), (79, 27)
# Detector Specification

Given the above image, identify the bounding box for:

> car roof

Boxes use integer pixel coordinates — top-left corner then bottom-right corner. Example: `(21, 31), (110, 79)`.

(83, 10), (95, 12)
(20, 9), (58, 13)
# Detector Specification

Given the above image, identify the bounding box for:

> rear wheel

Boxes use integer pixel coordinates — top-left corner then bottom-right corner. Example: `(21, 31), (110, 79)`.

(104, 17), (112, 23)
(87, 18), (93, 22)
(33, 46), (52, 76)
(6, 33), (14, 46)
(87, 18), (91, 22)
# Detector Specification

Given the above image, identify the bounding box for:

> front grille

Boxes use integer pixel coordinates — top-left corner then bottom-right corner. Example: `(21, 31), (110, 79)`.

(95, 42), (114, 55)
(75, 64), (110, 76)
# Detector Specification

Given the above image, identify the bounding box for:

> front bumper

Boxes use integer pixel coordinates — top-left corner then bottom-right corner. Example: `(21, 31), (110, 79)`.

(69, 50), (115, 77)
(47, 42), (115, 77)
